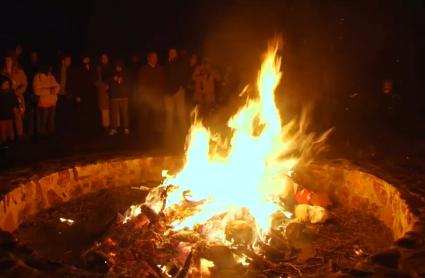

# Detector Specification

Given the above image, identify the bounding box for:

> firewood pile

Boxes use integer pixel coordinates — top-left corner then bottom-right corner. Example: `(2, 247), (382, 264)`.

(76, 186), (392, 277)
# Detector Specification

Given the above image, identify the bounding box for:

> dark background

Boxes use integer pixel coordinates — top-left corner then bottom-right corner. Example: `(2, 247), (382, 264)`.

(0, 0), (424, 140)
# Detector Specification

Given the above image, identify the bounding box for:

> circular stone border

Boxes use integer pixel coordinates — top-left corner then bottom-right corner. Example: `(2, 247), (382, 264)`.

(0, 155), (423, 276)
(0, 155), (182, 233)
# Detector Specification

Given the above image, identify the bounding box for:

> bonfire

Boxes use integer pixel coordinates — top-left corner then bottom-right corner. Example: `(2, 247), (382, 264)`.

(89, 38), (332, 277)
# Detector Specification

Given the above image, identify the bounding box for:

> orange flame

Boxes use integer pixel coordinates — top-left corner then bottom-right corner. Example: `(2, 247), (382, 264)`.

(127, 38), (330, 244)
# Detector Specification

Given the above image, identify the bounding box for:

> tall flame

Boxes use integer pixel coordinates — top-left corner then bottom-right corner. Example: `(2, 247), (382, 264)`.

(131, 38), (330, 244)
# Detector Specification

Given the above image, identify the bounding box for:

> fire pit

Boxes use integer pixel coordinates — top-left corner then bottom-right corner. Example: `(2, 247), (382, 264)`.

(0, 39), (422, 277)
(0, 156), (418, 277)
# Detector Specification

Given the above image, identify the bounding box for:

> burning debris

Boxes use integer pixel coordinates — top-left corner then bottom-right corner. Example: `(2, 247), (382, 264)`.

(76, 184), (391, 277)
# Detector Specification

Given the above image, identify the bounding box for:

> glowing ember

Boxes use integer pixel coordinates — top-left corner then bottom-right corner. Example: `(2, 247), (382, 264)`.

(126, 38), (330, 245)
(59, 217), (75, 226)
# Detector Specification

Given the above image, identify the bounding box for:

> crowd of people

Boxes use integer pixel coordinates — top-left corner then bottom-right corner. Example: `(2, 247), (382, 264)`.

(0, 46), (230, 148)
(0, 43), (409, 159)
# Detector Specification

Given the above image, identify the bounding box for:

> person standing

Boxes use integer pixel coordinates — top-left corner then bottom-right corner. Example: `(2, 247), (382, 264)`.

(24, 51), (40, 137)
(0, 76), (19, 145)
(33, 65), (60, 136)
(109, 60), (130, 135)
(1, 54), (28, 140)
(185, 54), (199, 110)
(192, 58), (221, 117)
(164, 48), (187, 145)
(137, 51), (166, 144)
(55, 54), (74, 133)
(71, 54), (98, 135)
(96, 53), (113, 134)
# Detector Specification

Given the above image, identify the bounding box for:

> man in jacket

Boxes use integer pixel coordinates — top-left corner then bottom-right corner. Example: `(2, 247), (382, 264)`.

(164, 48), (187, 146)
(71, 54), (98, 135)
(109, 60), (130, 135)
(137, 51), (166, 144)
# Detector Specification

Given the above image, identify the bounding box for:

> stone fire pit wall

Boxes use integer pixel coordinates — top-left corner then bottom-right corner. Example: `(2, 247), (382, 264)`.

(296, 161), (416, 240)
(0, 156), (182, 233)
(0, 156), (416, 241)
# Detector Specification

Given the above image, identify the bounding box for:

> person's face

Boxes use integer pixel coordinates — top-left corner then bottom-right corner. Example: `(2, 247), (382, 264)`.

(4, 57), (13, 69)
(190, 55), (198, 66)
(100, 54), (109, 65)
(1, 80), (10, 90)
(168, 49), (177, 60)
(115, 65), (123, 72)
(63, 57), (71, 67)
(83, 57), (90, 65)
(148, 53), (158, 66)
(30, 52), (38, 64)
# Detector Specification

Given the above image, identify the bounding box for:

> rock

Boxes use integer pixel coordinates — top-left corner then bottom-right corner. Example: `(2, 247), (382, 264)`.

(371, 249), (401, 269)
(395, 232), (423, 249)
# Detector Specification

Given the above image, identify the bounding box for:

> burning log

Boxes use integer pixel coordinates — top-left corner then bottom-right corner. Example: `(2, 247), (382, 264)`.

(173, 250), (193, 278)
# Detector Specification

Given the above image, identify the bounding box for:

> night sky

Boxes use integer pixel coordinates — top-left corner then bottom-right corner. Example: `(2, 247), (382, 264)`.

(1, 0), (424, 116)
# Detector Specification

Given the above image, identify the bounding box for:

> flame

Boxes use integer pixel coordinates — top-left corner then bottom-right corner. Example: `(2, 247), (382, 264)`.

(127, 38), (330, 244)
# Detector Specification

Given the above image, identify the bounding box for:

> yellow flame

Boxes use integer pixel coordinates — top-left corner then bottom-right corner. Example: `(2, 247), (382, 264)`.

(128, 38), (330, 244)
(161, 39), (300, 238)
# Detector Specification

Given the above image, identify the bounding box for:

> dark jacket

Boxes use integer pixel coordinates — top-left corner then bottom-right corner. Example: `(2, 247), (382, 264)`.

(165, 59), (186, 95)
(96, 64), (114, 85)
(0, 89), (18, 120)
(72, 65), (97, 98)
(137, 64), (166, 97)
(109, 71), (129, 99)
